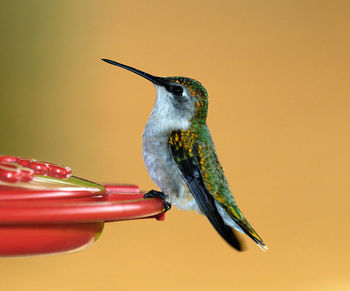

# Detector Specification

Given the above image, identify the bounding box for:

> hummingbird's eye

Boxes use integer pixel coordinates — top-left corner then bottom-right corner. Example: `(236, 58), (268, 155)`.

(170, 85), (183, 96)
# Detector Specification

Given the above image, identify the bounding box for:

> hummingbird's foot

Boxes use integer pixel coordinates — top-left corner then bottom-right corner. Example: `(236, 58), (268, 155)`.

(144, 190), (172, 211)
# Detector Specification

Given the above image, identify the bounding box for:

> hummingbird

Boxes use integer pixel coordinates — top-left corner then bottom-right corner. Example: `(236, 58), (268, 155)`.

(102, 58), (267, 251)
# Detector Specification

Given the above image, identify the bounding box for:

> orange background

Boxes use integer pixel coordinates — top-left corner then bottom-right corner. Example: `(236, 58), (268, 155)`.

(1, 1), (350, 290)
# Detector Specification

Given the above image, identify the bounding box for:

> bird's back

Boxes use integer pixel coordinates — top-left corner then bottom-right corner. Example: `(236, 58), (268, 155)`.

(181, 125), (238, 210)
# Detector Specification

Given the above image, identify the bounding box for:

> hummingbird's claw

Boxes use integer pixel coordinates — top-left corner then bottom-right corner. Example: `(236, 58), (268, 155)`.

(144, 190), (172, 211)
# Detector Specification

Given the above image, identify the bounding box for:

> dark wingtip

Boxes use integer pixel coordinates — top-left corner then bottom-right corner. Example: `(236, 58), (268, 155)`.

(219, 225), (244, 251)
(235, 239), (243, 251)
(230, 238), (242, 251)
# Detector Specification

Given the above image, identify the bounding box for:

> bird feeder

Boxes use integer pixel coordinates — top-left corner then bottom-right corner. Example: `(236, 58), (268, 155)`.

(0, 155), (166, 256)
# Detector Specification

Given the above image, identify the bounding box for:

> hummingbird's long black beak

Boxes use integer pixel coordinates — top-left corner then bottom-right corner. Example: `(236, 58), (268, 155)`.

(102, 59), (164, 86)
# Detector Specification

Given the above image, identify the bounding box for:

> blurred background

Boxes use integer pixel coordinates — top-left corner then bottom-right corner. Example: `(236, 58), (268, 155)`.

(1, 0), (350, 290)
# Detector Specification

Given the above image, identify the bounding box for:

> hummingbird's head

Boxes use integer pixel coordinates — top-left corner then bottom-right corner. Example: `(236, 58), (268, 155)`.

(102, 59), (209, 132)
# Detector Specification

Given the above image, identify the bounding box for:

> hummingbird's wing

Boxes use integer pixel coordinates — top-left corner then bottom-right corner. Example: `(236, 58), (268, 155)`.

(169, 129), (267, 251)
(169, 130), (242, 250)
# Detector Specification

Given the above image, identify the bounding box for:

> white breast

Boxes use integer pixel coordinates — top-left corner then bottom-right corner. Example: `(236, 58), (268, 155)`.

(142, 85), (199, 211)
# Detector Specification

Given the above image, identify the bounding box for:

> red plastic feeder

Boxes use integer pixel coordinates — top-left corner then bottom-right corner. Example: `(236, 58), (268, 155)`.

(0, 156), (166, 256)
